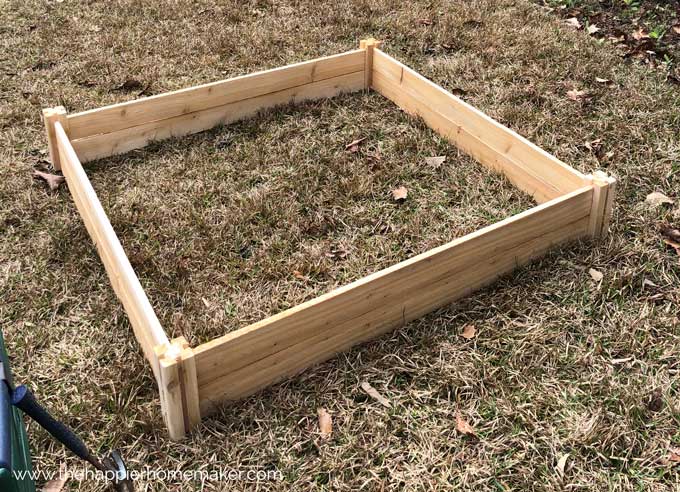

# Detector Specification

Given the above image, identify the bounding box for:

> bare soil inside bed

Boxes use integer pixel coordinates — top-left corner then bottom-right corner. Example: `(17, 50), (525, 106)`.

(84, 91), (534, 345)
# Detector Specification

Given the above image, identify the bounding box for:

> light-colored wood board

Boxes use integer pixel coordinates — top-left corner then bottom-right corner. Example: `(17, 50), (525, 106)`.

(197, 195), (591, 412)
(71, 71), (365, 162)
(157, 349), (185, 440)
(587, 176), (607, 237)
(372, 49), (587, 203)
(55, 123), (169, 378)
(67, 50), (364, 140)
(43, 107), (68, 171)
(194, 186), (594, 396)
(600, 177), (616, 236)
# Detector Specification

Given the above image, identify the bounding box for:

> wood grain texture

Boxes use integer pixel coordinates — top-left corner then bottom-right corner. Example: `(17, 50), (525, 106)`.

(195, 186), (594, 413)
(55, 123), (169, 378)
(371, 49), (587, 204)
(71, 71), (364, 162)
(67, 50), (364, 140)
(43, 106), (68, 171)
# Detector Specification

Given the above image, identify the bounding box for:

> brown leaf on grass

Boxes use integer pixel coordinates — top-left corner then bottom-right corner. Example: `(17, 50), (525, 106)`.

(667, 447), (680, 464)
(292, 270), (306, 280)
(586, 24), (600, 35)
(660, 226), (680, 254)
(32, 170), (65, 191)
(450, 88), (467, 97)
(555, 453), (569, 478)
(113, 78), (144, 92)
(455, 413), (475, 436)
(645, 192), (674, 207)
(461, 324), (476, 339)
(565, 17), (581, 29)
(673, 24), (680, 36)
(567, 89), (589, 101)
(595, 77), (614, 87)
(632, 28), (649, 41)
(392, 186), (408, 202)
(647, 388), (663, 413)
(345, 137), (366, 153)
(325, 248), (348, 260)
(588, 268), (603, 282)
(425, 156), (446, 168)
(317, 408), (332, 438)
(418, 18), (433, 26)
(360, 381), (392, 408)
(584, 138), (602, 151)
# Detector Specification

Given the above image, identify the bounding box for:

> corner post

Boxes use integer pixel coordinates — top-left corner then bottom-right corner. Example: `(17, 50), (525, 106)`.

(586, 171), (616, 238)
(155, 337), (200, 440)
(42, 106), (69, 171)
(359, 38), (382, 90)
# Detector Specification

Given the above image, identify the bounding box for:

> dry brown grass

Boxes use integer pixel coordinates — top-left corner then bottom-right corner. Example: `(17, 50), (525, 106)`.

(1, 0), (680, 490)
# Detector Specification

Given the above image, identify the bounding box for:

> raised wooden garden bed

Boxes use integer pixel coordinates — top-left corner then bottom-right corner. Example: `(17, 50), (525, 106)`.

(42, 39), (616, 439)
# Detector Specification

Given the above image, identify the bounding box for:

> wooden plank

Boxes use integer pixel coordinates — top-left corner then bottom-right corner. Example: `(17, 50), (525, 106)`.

(194, 186), (594, 410)
(156, 344), (185, 440)
(359, 38), (382, 89)
(55, 123), (169, 378)
(371, 49), (587, 203)
(71, 71), (365, 162)
(600, 177), (616, 236)
(198, 213), (589, 413)
(67, 50), (365, 140)
(43, 107), (68, 171)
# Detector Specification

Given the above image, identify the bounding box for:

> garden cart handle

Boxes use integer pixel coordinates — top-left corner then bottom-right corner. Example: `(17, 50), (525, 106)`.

(11, 385), (134, 491)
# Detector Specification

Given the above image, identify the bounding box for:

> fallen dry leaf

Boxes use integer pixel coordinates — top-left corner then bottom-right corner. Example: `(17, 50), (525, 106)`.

(455, 413), (475, 436)
(587, 24), (600, 35)
(417, 18), (432, 26)
(450, 87), (467, 97)
(584, 138), (602, 151)
(565, 17), (581, 29)
(555, 453), (569, 478)
(425, 156), (446, 168)
(632, 28), (649, 41)
(645, 192), (674, 207)
(595, 77), (614, 87)
(589, 268), (603, 282)
(461, 324), (476, 339)
(647, 388), (663, 413)
(32, 170), (65, 191)
(317, 408), (332, 438)
(660, 226), (680, 254)
(113, 78), (145, 92)
(642, 278), (658, 289)
(673, 24), (680, 36)
(392, 186), (408, 202)
(567, 89), (588, 101)
(292, 270), (306, 280)
(360, 381), (392, 408)
(345, 137), (366, 152)
(668, 447), (680, 464)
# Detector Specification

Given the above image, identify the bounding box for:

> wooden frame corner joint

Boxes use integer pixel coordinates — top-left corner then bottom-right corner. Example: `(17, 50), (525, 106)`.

(43, 106), (69, 171)
(586, 170), (617, 238)
(155, 337), (200, 440)
(359, 37), (382, 90)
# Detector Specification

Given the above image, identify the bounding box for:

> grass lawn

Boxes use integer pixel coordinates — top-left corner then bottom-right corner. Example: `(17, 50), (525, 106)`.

(1, 0), (679, 490)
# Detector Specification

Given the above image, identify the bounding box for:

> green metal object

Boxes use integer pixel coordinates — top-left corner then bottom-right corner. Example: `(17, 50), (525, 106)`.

(0, 331), (36, 492)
